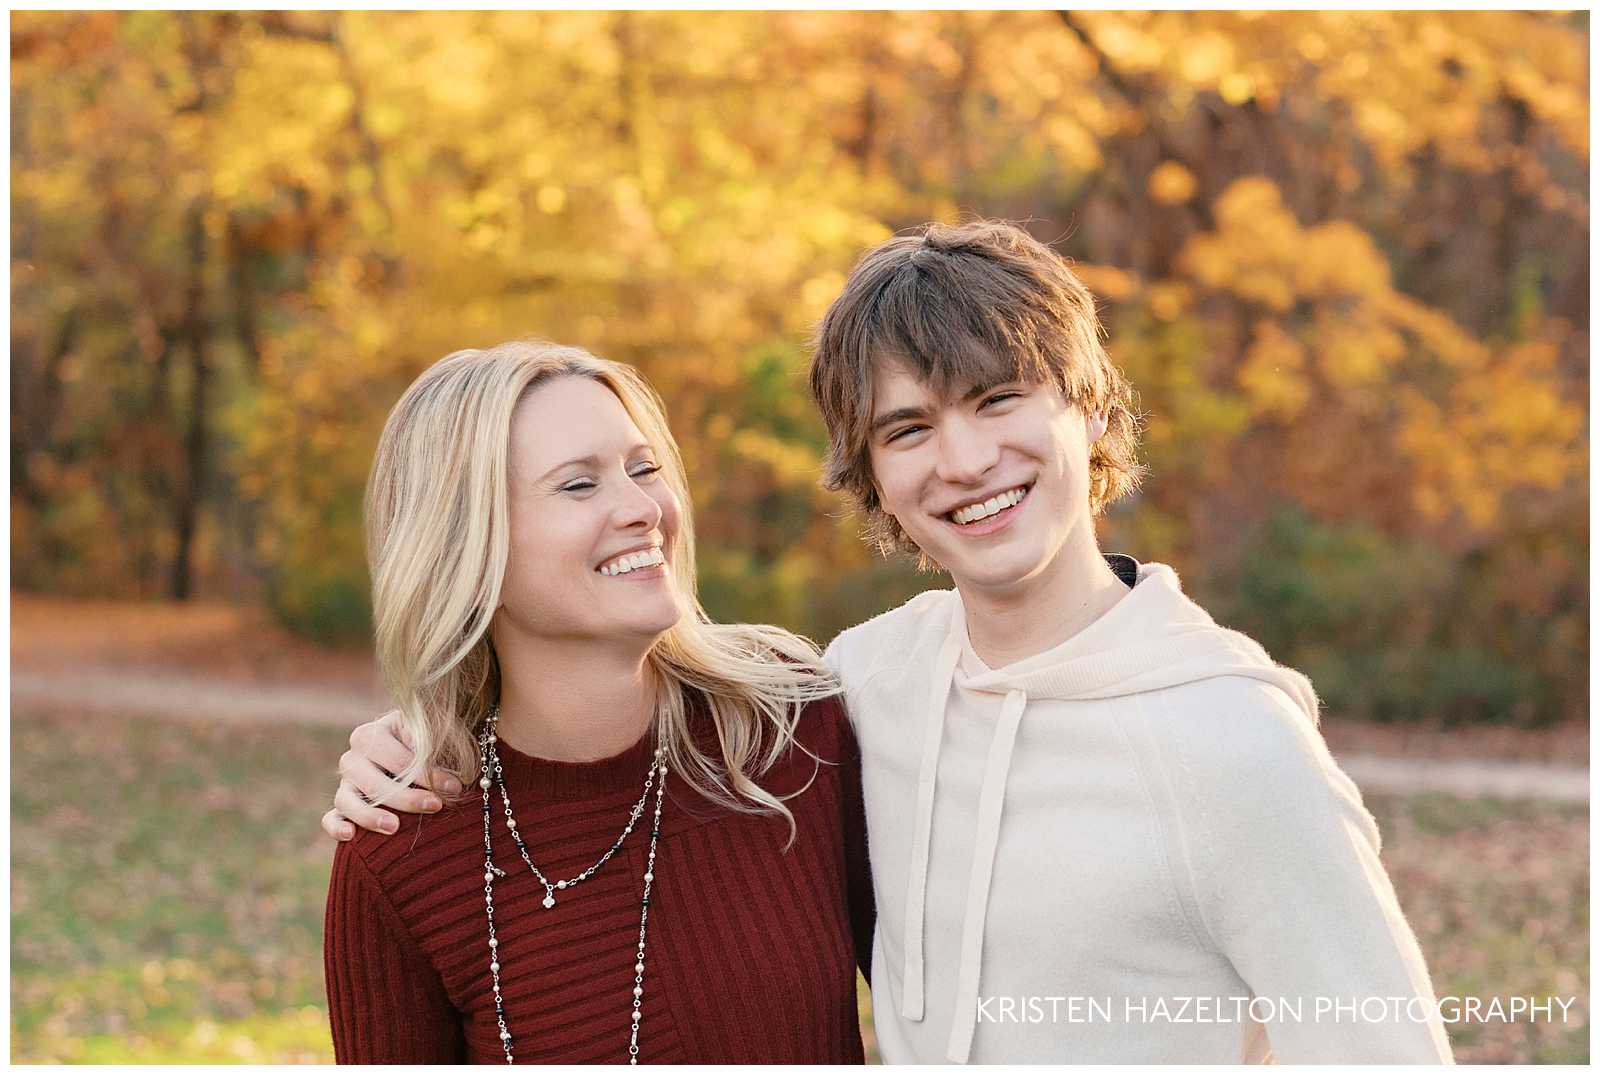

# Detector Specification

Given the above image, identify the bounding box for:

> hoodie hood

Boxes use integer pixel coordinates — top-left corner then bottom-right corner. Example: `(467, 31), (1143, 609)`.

(899, 557), (1321, 1062)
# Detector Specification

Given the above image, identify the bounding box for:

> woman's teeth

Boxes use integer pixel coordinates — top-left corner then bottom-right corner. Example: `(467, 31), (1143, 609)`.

(598, 548), (665, 576)
(950, 486), (1028, 525)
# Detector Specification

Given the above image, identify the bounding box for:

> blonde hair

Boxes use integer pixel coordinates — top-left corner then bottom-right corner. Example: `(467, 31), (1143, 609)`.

(365, 340), (838, 837)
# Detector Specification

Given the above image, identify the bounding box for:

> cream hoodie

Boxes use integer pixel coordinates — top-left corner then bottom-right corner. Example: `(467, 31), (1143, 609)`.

(825, 559), (1452, 1064)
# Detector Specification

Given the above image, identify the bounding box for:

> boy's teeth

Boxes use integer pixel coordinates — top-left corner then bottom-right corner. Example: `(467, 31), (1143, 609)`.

(952, 486), (1026, 525)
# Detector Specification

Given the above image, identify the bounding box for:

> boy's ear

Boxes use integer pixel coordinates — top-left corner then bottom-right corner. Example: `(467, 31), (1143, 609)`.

(1087, 412), (1109, 444)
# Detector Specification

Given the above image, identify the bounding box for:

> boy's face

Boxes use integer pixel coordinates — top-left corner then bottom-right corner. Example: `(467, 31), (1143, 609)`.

(866, 358), (1105, 595)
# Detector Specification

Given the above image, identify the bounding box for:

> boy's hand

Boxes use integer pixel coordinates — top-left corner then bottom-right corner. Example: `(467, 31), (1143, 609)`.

(320, 710), (464, 840)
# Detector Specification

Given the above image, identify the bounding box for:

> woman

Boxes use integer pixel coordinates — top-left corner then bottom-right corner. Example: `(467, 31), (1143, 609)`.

(323, 340), (872, 1063)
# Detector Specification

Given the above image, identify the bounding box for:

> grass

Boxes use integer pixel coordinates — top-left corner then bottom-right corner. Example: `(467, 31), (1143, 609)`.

(11, 709), (346, 1063)
(1367, 794), (1590, 1063)
(10, 709), (1589, 1063)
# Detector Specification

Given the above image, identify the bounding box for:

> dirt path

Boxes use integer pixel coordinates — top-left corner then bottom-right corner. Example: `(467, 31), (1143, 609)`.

(12, 593), (1588, 803)
(12, 664), (1588, 804)
(10, 668), (385, 728)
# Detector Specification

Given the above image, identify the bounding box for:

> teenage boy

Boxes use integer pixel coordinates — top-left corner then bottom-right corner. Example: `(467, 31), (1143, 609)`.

(804, 221), (1449, 1063)
(325, 221), (1451, 1063)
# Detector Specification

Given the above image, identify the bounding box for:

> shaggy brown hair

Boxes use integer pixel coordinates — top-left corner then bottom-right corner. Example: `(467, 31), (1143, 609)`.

(808, 219), (1145, 564)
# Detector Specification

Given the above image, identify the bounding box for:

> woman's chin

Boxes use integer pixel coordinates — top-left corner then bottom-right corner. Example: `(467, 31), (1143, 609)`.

(620, 597), (685, 640)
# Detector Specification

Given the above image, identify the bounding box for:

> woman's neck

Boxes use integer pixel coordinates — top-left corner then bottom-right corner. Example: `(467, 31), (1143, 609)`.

(488, 626), (657, 763)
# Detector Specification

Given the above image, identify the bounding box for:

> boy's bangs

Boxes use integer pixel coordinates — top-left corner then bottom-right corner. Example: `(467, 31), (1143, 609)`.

(854, 267), (1050, 426)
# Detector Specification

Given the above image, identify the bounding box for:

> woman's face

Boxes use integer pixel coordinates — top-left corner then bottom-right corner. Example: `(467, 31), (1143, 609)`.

(494, 375), (685, 648)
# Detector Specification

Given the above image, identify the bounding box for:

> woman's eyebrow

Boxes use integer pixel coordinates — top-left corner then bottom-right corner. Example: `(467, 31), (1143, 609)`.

(535, 444), (654, 484)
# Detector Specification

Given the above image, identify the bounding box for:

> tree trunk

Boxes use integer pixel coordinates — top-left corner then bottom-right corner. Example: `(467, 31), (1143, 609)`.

(169, 203), (210, 601)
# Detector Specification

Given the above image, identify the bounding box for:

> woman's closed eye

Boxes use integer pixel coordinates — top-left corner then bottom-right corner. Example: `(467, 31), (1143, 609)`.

(560, 463), (660, 494)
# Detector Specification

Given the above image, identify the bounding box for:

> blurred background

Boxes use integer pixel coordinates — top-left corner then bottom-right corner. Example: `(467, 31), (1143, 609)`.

(10, 10), (1588, 1063)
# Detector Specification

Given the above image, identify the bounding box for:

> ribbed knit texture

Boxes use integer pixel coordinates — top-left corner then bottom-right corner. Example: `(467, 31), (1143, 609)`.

(324, 695), (872, 1064)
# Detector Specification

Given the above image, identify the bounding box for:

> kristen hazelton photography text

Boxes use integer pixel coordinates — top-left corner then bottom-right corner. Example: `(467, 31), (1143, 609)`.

(974, 995), (1583, 1028)
(10, 10), (1588, 1067)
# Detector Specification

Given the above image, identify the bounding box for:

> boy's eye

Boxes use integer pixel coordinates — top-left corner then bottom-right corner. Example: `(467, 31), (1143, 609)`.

(886, 425), (926, 444)
(981, 391), (1023, 408)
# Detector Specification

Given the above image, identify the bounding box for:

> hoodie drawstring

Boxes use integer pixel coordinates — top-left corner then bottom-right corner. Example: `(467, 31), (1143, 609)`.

(946, 687), (1027, 1063)
(881, 565), (1322, 1063)
(899, 633), (962, 1022)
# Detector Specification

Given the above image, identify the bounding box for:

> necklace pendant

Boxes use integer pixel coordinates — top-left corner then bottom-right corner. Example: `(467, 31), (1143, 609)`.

(542, 891), (557, 910)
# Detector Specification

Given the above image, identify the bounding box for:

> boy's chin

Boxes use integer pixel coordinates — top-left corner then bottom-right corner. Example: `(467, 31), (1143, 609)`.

(946, 552), (1048, 594)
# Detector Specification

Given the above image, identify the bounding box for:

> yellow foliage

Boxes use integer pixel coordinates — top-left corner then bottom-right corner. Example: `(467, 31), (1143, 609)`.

(1072, 264), (1139, 303)
(1312, 312), (1406, 388)
(728, 428), (822, 488)
(1237, 320), (1311, 419)
(1295, 222), (1391, 297)
(1147, 161), (1197, 205)
(1182, 178), (1303, 310)
(8, 8), (1586, 669)
(1146, 282), (1193, 322)
(1394, 338), (1583, 527)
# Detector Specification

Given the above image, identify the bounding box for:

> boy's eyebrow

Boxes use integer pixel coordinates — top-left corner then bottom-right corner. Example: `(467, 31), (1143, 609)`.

(869, 406), (927, 437)
(867, 381), (1009, 436)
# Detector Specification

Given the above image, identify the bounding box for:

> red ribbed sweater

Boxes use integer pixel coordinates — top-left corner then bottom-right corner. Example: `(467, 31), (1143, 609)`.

(324, 695), (873, 1063)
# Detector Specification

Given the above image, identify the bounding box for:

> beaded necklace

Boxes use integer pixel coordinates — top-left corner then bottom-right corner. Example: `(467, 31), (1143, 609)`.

(477, 707), (667, 1064)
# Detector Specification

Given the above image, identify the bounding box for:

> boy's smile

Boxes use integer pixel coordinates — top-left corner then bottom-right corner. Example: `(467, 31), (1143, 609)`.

(940, 482), (1032, 532)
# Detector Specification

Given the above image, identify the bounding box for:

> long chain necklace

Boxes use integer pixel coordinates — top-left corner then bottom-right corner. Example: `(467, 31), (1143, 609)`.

(477, 707), (667, 1065)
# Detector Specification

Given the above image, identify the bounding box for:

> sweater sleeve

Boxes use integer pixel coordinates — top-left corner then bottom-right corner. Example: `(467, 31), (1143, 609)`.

(837, 709), (877, 983)
(324, 839), (467, 1063)
(1163, 679), (1453, 1064)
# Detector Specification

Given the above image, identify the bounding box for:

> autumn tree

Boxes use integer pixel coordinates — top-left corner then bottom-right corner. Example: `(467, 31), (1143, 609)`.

(11, 11), (1586, 722)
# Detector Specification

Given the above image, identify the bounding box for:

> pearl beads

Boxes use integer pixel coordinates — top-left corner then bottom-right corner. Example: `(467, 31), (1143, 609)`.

(477, 706), (665, 1064)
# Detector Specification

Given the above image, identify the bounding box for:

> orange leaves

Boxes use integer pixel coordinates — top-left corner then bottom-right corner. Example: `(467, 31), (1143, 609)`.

(1070, 264), (1138, 304)
(1160, 172), (1584, 535)
(1398, 336), (1584, 526)
(1374, 292), (1489, 370)
(1183, 179), (1393, 310)
(1182, 179), (1300, 311)
(9, 8), (1587, 689)
(1146, 161), (1197, 206)
(1237, 320), (1310, 419)
(1310, 309), (1406, 390)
